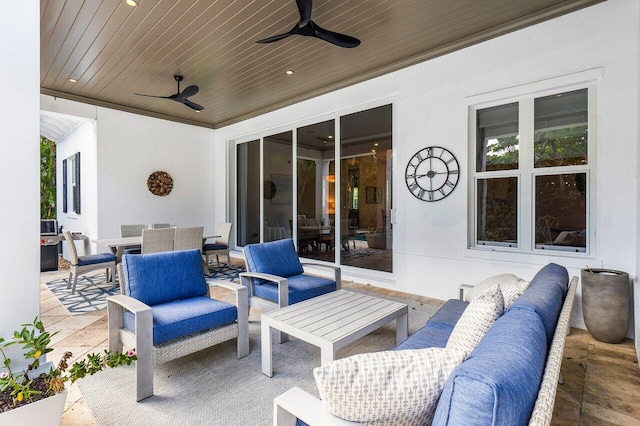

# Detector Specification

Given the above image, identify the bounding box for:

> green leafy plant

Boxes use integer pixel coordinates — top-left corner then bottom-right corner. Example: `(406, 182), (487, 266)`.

(0, 318), (136, 412)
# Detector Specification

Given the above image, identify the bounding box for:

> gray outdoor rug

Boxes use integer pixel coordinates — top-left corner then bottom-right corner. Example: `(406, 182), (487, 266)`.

(78, 290), (440, 426)
(207, 263), (245, 282)
(45, 272), (119, 315)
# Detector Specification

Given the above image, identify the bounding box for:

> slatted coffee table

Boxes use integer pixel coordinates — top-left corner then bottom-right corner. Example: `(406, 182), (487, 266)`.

(261, 290), (409, 377)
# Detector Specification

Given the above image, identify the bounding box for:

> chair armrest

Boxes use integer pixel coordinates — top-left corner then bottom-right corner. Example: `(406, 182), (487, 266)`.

(206, 279), (245, 293)
(458, 283), (474, 301)
(239, 272), (289, 307)
(107, 294), (152, 315)
(206, 278), (249, 321)
(274, 387), (360, 426)
(300, 262), (342, 290)
(239, 271), (288, 285)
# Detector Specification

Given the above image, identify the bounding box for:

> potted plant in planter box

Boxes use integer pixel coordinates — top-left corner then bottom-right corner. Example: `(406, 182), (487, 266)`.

(0, 318), (136, 425)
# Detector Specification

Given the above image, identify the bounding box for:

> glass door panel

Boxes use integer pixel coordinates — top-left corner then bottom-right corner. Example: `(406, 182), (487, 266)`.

(340, 105), (393, 272)
(296, 120), (335, 260)
(263, 131), (293, 242)
(236, 140), (260, 247)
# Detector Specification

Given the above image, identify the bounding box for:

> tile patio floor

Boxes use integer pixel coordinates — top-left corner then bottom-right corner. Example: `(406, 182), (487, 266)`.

(39, 265), (640, 426)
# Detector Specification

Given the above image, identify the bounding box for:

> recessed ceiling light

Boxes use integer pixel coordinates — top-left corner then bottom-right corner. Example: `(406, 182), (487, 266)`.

(374, 142), (379, 146)
(327, 135), (333, 139)
(195, 110), (201, 113)
(68, 78), (77, 83)
(125, 0), (138, 7)
(285, 70), (294, 75)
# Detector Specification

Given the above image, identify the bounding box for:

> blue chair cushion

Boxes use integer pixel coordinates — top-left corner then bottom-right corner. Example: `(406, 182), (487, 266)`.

(432, 309), (548, 426)
(123, 296), (237, 346)
(77, 252), (116, 266)
(122, 249), (208, 306)
(244, 239), (304, 279)
(203, 243), (227, 251)
(508, 276), (564, 344)
(529, 262), (569, 298)
(427, 299), (468, 331)
(252, 274), (336, 305)
(123, 247), (141, 255)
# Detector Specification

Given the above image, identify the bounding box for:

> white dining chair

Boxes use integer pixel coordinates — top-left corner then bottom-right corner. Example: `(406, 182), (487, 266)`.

(63, 230), (116, 294)
(141, 228), (175, 254)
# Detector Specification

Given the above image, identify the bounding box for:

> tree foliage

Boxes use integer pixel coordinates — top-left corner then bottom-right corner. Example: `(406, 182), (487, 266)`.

(40, 137), (56, 219)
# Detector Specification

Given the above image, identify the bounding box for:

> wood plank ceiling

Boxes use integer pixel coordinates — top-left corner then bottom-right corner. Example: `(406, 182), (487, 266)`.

(40, 0), (604, 129)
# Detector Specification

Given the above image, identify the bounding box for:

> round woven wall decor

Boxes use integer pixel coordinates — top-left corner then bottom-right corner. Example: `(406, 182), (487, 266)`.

(147, 171), (173, 196)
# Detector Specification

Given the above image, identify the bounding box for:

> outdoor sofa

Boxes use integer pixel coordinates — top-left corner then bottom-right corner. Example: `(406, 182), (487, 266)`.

(274, 263), (577, 426)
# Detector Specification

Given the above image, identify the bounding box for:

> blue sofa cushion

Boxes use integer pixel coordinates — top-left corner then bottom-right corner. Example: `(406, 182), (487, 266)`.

(529, 263), (569, 298)
(432, 309), (548, 426)
(244, 239), (304, 279)
(427, 299), (468, 331)
(394, 323), (451, 350)
(252, 274), (336, 305)
(509, 277), (564, 344)
(123, 296), (237, 346)
(123, 247), (141, 255)
(77, 252), (116, 266)
(122, 249), (208, 306)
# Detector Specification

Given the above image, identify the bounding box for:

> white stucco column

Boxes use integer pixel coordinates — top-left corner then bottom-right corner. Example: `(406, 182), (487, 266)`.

(0, 1), (40, 369)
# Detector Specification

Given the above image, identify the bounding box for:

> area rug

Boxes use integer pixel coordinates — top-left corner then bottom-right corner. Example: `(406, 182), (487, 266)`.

(78, 291), (440, 426)
(207, 264), (245, 282)
(45, 272), (119, 315)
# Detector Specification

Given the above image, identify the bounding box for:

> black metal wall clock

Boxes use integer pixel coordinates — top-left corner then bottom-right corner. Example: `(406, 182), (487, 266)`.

(405, 146), (460, 202)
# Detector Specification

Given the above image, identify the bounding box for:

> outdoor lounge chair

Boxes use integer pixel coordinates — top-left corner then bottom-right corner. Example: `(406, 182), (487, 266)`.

(240, 238), (341, 313)
(107, 249), (249, 401)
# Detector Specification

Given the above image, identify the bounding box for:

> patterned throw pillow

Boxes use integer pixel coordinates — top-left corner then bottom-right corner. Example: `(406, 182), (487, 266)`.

(314, 348), (466, 425)
(465, 273), (529, 309)
(447, 284), (504, 357)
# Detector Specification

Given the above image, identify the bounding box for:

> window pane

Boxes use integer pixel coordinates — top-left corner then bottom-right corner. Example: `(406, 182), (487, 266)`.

(534, 89), (588, 167)
(236, 140), (260, 246)
(477, 177), (518, 246)
(476, 103), (519, 172)
(535, 173), (586, 252)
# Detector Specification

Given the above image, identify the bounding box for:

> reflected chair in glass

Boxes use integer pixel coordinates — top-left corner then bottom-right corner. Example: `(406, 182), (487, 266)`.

(141, 227), (175, 254)
(203, 223), (232, 268)
(62, 230), (116, 295)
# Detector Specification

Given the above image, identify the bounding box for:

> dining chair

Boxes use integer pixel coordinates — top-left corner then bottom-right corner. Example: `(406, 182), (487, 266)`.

(203, 223), (232, 267)
(150, 223), (171, 229)
(121, 224), (146, 255)
(141, 227), (175, 254)
(173, 226), (204, 251)
(62, 230), (116, 295)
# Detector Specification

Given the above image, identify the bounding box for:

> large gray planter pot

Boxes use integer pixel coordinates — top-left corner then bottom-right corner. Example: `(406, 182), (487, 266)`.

(581, 268), (630, 343)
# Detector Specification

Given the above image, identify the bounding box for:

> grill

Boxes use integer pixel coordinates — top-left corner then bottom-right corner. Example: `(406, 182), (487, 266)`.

(40, 220), (62, 272)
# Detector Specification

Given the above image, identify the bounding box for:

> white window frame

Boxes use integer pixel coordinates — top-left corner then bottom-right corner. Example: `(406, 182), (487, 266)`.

(467, 73), (598, 261)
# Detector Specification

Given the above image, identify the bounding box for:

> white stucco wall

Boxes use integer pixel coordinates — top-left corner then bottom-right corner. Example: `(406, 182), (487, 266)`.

(42, 96), (217, 252)
(216, 0), (640, 337)
(0, 1), (40, 369)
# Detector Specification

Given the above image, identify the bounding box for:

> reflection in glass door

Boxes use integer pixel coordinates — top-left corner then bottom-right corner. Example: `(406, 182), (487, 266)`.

(236, 140), (260, 246)
(340, 105), (393, 272)
(263, 131), (293, 242)
(296, 120), (335, 261)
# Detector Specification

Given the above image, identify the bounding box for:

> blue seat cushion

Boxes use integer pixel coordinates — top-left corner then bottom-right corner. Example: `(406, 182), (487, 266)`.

(77, 252), (116, 266)
(123, 247), (141, 255)
(427, 299), (468, 331)
(123, 296), (237, 346)
(508, 277), (564, 344)
(432, 309), (548, 426)
(394, 322), (451, 350)
(122, 249), (208, 306)
(244, 239), (304, 278)
(203, 243), (227, 251)
(252, 274), (336, 305)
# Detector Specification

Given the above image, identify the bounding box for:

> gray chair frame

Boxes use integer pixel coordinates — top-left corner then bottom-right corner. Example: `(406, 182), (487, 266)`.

(107, 279), (249, 401)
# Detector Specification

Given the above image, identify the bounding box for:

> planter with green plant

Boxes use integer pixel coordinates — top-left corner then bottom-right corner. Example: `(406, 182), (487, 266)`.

(0, 318), (136, 424)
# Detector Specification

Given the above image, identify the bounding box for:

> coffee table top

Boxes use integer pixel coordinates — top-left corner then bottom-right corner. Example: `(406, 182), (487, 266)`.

(262, 290), (408, 344)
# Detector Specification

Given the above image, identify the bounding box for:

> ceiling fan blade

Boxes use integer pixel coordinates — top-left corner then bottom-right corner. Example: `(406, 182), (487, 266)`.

(256, 24), (302, 44)
(183, 99), (204, 111)
(134, 93), (173, 99)
(177, 85), (199, 99)
(296, 0), (312, 27)
(312, 21), (360, 48)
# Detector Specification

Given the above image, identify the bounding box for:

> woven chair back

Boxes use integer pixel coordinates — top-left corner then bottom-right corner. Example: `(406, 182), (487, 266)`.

(62, 230), (79, 264)
(174, 226), (204, 251)
(120, 224), (146, 237)
(141, 227), (175, 254)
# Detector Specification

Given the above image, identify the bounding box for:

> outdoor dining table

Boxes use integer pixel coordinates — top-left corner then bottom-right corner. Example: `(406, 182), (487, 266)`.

(93, 234), (220, 261)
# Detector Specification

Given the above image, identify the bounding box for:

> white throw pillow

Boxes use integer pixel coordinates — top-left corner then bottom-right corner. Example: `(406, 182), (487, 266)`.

(447, 284), (504, 357)
(465, 273), (529, 309)
(313, 348), (466, 425)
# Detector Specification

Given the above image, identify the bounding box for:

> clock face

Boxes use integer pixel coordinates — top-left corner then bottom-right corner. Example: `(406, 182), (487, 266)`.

(405, 146), (460, 202)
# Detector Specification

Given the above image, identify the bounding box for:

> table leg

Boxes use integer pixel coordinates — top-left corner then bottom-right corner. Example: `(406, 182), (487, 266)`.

(320, 344), (334, 366)
(262, 320), (273, 377)
(396, 312), (408, 345)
